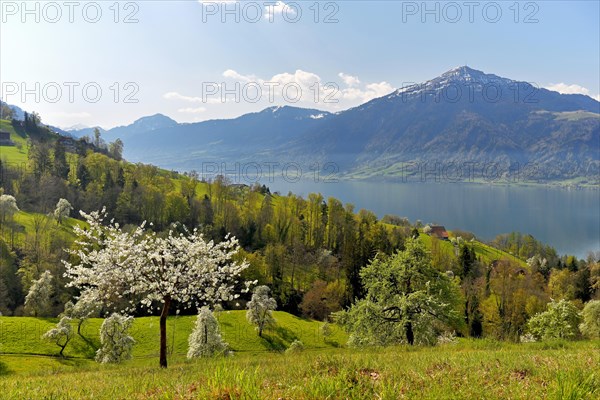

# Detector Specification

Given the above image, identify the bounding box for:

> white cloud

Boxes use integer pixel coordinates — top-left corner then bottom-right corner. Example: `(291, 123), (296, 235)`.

(177, 107), (207, 114)
(338, 73), (361, 88)
(197, 0), (294, 21)
(164, 91), (222, 105)
(339, 81), (394, 103)
(164, 91), (203, 103)
(545, 83), (600, 102)
(221, 68), (323, 103)
(365, 81), (395, 97)
(219, 68), (396, 108)
(222, 69), (255, 82)
(264, 1), (295, 20)
(545, 83), (591, 96)
(269, 69), (321, 88)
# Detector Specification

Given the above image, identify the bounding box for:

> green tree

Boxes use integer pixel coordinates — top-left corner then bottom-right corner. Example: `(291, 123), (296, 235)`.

(108, 138), (124, 160)
(199, 194), (214, 227)
(590, 257), (600, 297)
(305, 193), (325, 248)
(265, 243), (286, 295)
(93, 128), (102, 148)
(458, 243), (476, 279)
(29, 143), (52, 178)
(0, 102), (14, 119)
(579, 300), (600, 339)
(164, 191), (190, 225)
(52, 140), (69, 179)
(481, 260), (547, 341)
(411, 227), (420, 239)
(76, 162), (90, 190)
(325, 197), (344, 251)
(338, 238), (463, 346)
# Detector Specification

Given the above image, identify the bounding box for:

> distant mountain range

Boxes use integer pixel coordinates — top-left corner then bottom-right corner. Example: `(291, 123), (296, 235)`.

(27, 67), (600, 183)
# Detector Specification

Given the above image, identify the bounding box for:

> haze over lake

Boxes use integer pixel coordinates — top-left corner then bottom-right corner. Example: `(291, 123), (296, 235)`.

(265, 180), (600, 259)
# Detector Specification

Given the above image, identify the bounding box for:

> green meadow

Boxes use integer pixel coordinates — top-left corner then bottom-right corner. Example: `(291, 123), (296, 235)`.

(0, 312), (598, 399)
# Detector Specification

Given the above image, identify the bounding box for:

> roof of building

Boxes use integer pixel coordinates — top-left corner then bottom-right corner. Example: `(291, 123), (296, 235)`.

(430, 225), (449, 239)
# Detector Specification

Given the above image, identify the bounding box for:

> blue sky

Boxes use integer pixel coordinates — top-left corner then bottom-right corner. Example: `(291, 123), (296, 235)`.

(1, 0), (599, 128)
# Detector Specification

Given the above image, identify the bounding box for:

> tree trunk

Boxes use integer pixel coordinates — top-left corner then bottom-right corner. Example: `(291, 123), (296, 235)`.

(405, 321), (414, 345)
(160, 296), (171, 368)
(59, 337), (69, 357)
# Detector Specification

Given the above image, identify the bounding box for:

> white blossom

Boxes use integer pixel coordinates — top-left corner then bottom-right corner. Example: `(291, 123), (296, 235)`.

(95, 313), (135, 364)
(43, 316), (73, 356)
(24, 270), (53, 317)
(63, 209), (249, 367)
(63, 290), (100, 335)
(187, 306), (228, 358)
(54, 198), (73, 224)
(246, 285), (277, 337)
(0, 194), (19, 223)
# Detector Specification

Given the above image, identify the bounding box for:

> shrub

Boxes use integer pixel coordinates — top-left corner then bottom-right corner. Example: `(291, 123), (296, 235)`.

(437, 331), (458, 345)
(527, 299), (581, 341)
(286, 339), (305, 354)
(320, 321), (332, 338)
(520, 333), (537, 343)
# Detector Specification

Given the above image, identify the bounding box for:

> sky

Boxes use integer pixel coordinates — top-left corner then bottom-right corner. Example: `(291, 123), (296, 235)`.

(1, 0), (599, 129)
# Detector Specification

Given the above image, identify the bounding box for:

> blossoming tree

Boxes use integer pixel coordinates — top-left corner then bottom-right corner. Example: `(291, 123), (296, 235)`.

(246, 285), (277, 337)
(64, 209), (250, 368)
(187, 306), (228, 358)
(43, 316), (73, 357)
(96, 313), (136, 364)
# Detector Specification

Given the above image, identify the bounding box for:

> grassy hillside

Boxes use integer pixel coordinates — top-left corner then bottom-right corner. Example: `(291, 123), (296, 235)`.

(0, 336), (598, 399)
(419, 233), (526, 267)
(470, 239), (527, 266)
(0, 211), (81, 252)
(0, 311), (345, 370)
(0, 119), (28, 164)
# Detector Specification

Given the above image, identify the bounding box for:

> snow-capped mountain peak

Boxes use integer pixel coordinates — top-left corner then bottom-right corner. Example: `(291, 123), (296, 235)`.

(391, 66), (516, 98)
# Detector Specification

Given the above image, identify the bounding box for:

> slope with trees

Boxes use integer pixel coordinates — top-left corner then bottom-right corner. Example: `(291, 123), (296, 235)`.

(1, 110), (598, 350)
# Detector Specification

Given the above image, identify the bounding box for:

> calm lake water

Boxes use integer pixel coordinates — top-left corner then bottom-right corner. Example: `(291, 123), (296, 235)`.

(266, 179), (600, 258)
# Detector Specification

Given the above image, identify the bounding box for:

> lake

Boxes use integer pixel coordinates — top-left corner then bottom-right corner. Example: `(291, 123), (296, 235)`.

(265, 179), (600, 259)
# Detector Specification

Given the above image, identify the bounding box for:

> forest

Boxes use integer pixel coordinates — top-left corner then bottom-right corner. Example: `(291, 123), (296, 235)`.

(1, 114), (599, 344)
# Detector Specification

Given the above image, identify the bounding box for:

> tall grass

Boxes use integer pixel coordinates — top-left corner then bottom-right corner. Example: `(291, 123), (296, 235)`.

(1, 340), (598, 399)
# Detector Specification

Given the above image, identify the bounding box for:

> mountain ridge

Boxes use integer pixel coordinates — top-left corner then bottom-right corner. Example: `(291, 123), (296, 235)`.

(15, 67), (600, 183)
